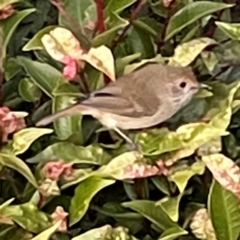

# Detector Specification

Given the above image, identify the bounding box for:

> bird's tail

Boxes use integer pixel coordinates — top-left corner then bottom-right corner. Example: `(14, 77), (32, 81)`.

(36, 104), (90, 126)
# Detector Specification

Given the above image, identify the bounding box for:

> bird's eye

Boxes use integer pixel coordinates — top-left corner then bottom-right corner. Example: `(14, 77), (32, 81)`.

(179, 82), (187, 88)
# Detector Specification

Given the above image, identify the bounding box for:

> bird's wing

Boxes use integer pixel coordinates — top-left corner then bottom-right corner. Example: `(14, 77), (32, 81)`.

(82, 76), (161, 118)
(82, 94), (143, 117)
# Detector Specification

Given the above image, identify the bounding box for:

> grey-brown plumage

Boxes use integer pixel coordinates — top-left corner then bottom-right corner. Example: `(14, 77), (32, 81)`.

(36, 63), (201, 139)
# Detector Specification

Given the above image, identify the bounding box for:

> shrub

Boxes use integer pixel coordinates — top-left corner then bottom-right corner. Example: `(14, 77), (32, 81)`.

(1, 0), (240, 239)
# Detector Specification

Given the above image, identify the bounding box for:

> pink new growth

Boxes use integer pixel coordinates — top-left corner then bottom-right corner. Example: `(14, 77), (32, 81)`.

(0, 107), (25, 142)
(61, 55), (78, 80)
(42, 161), (73, 180)
(51, 206), (68, 232)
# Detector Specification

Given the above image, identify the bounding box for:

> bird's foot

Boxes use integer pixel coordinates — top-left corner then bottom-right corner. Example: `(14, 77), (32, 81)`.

(126, 142), (142, 152)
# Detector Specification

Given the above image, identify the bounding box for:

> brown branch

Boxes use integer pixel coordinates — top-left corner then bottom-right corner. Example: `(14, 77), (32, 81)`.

(204, 10), (225, 38)
(111, 0), (147, 51)
(49, 0), (91, 51)
(156, 0), (175, 53)
(94, 0), (105, 33)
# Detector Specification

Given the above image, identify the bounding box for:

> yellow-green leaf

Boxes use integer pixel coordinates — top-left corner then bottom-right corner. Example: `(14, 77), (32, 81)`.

(216, 21), (240, 40)
(30, 221), (61, 240)
(12, 128), (53, 155)
(69, 176), (115, 226)
(168, 37), (217, 67)
(82, 45), (116, 81)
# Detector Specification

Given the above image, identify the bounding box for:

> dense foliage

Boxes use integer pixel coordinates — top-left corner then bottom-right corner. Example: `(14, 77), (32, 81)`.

(2, 0), (240, 239)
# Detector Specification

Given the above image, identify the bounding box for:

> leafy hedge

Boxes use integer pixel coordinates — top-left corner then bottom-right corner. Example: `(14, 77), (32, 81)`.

(1, 0), (240, 239)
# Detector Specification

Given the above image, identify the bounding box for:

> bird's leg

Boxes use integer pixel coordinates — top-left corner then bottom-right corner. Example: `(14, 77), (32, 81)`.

(113, 128), (163, 170)
(113, 127), (141, 151)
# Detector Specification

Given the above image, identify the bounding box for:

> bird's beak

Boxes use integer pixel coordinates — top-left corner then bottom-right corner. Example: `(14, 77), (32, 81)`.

(199, 83), (211, 90)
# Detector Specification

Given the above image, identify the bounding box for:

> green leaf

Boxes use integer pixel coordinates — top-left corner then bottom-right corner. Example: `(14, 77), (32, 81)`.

(2, 9), (36, 58)
(92, 13), (128, 47)
(52, 96), (83, 141)
(208, 180), (240, 240)
(2, 202), (51, 233)
(18, 77), (42, 102)
(158, 227), (188, 240)
(122, 200), (178, 230)
(133, 18), (160, 38)
(17, 57), (66, 98)
(92, 202), (142, 219)
(115, 53), (141, 77)
(215, 21), (240, 40)
(72, 225), (139, 240)
(30, 221), (61, 240)
(149, 0), (167, 18)
(69, 176), (115, 226)
(83, 64), (104, 92)
(104, 0), (137, 15)
(168, 161), (205, 193)
(165, 1), (234, 41)
(12, 127), (53, 155)
(3, 57), (21, 81)
(51, 80), (83, 142)
(26, 142), (112, 165)
(151, 176), (171, 196)
(0, 226), (31, 240)
(0, 153), (38, 188)
(52, 82), (82, 97)
(180, 24), (201, 44)
(201, 51), (219, 72)
(156, 195), (182, 222)
(59, 0), (96, 31)
(94, 202), (143, 233)
(31, 100), (52, 124)
(126, 25), (156, 59)
(168, 37), (217, 67)
(22, 25), (57, 51)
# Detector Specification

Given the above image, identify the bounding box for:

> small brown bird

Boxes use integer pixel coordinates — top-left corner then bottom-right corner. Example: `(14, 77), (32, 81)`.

(36, 63), (205, 145)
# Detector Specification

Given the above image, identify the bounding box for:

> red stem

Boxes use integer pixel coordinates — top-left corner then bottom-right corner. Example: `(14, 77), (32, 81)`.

(94, 0), (105, 33)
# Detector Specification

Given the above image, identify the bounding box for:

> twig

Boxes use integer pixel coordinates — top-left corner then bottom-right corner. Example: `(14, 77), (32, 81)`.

(94, 0), (105, 33)
(156, 0), (175, 53)
(49, 0), (91, 91)
(111, 0), (146, 51)
(208, 66), (230, 81)
(0, 21), (3, 106)
(79, 70), (90, 93)
(205, 0), (232, 38)
(49, 0), (91, 51)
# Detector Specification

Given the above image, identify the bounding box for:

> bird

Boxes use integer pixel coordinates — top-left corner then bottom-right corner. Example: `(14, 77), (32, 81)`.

(36, 63), (205, 147)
